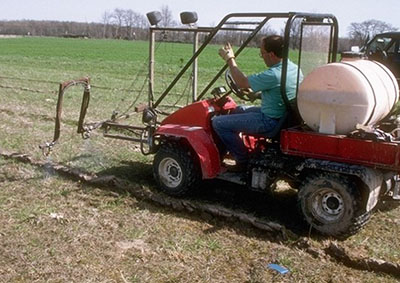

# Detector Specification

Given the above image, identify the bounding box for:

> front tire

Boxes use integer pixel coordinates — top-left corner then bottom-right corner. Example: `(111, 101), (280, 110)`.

(153, 143), (201, 197)
(298, 173), (370, 238)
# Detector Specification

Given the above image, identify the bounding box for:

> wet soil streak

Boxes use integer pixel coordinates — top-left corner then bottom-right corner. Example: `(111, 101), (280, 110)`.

(0, 150), (289, 239)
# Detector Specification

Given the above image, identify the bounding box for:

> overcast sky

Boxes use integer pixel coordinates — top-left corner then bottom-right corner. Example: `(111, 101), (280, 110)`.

(0, 0), (399, 36)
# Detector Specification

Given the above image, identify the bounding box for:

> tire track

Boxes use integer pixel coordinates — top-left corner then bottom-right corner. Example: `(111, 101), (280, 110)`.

(1, 149), (399, 279)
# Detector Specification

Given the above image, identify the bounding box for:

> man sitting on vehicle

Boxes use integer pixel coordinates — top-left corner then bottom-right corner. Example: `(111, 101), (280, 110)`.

(212, 35), (303, 171)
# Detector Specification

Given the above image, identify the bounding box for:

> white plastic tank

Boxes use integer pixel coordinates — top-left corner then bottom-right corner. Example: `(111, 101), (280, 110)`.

(297, 60), (399, 135)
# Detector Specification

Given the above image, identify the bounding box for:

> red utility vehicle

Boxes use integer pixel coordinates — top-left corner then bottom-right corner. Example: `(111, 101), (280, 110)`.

(43, 12), (400, 238)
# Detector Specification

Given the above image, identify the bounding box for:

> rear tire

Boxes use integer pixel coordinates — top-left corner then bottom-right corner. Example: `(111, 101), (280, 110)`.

(153, 143), (201, 197)
(298, 173), (371, 238)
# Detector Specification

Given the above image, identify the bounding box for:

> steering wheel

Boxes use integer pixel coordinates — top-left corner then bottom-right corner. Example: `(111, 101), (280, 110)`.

(225, 70), (260, 102)
(371, 47), (388, 61)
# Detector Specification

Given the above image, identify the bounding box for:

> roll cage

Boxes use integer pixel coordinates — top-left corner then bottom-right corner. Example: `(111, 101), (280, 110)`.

(40, 12), (339, 155)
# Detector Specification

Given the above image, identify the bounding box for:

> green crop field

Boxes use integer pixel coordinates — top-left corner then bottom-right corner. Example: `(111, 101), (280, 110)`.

(0, 37), (269, 122)
(0, 36), (399, 282)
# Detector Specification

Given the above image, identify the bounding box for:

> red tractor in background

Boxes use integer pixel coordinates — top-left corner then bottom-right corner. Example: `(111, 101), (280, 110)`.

(43, 12), (400, 238)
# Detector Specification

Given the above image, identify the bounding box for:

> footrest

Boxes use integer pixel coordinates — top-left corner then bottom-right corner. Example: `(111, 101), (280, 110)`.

(216, 171), (246, 185)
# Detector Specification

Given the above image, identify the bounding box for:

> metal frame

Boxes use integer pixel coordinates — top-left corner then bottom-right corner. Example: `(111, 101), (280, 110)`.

(41, 12), (339, 156)
(149, 12), (338, 110)
(281, 13), (338, 111)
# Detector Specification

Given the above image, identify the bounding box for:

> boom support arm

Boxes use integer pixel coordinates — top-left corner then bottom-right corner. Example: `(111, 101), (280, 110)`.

(39, 77), (98, 155)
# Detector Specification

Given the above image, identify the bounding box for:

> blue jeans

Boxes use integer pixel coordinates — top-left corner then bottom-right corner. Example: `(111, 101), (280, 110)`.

(212, 106), (278, 164)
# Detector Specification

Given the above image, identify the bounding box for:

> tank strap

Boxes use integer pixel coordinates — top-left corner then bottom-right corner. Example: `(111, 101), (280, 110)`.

(341, 62), (377, 125)
(373, 61), (399, 104)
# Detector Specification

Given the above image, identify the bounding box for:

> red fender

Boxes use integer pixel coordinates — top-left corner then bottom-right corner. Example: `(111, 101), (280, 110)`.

(155, 124), (221, 179)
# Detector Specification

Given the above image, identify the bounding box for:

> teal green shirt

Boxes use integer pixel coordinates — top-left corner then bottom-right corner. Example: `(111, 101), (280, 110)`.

(248, 60), (302, 118)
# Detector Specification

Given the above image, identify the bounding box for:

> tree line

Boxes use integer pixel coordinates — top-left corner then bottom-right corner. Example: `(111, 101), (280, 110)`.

(0, 10), (149, 40)
(0, 6), (179, 40)
(0, 6), (398, 49)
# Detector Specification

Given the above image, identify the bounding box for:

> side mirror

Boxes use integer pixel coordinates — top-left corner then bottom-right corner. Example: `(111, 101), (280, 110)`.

(146, 11), (162, 26)
(180, 12), (198, 25)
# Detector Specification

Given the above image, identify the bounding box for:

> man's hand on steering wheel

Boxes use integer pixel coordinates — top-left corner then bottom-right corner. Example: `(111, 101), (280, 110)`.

(225, 70), (260, 102)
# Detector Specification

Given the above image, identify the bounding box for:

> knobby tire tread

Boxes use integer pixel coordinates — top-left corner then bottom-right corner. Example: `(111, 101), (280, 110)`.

(299, 172), (371, 239)
(153, 142), (201, 197)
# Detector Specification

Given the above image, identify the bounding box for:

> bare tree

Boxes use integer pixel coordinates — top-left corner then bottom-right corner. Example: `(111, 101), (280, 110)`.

(133, 13), (148, 29)
(123, 9), (136, 39)
(160, 5), (177, 27)
(132, 12), (149, 39)
(288, 18), (302, 49)
(261, 24), (277, 37)
(122, 9), (148, 39)
(101, 11), (112, 38)
(347, 19), (398, 46)
(112, 8), (126, 38)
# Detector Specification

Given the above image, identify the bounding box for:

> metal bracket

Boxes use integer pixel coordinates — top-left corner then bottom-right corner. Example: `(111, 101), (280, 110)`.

(40, 77), (93, 155)
(39, 141), (56, 156)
